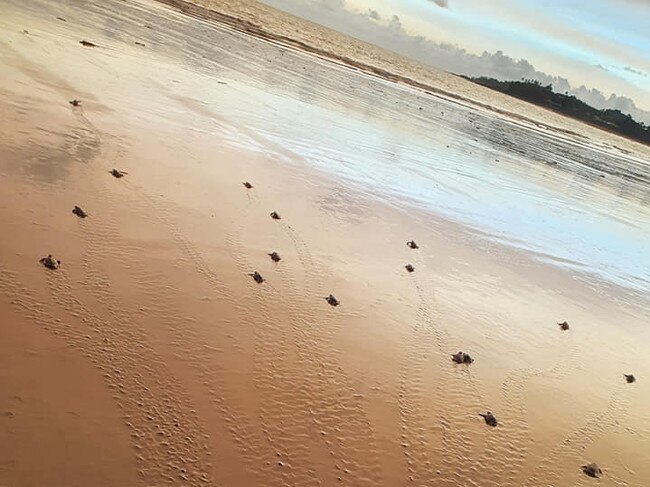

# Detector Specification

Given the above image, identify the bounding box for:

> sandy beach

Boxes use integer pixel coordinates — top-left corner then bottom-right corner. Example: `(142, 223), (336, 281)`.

(1, 0), (649, 486)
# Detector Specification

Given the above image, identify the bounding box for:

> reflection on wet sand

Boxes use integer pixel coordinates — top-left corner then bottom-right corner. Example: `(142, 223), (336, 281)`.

(0, 0), (649, 486)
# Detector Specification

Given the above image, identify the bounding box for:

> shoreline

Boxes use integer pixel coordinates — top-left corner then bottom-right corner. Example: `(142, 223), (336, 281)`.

(144, 0), (650, 294)
(1, 1), (649, 486)
(153, 0), (650, 157)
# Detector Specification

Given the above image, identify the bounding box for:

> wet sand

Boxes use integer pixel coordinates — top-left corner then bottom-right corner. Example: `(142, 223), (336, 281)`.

(1, 1), (650, 486)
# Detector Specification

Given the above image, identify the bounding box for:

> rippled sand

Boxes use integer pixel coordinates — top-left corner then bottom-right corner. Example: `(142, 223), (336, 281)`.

(1, 1), (649, 486)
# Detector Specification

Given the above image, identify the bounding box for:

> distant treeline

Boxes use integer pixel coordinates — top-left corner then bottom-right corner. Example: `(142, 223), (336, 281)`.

(464, 77), (650, 145)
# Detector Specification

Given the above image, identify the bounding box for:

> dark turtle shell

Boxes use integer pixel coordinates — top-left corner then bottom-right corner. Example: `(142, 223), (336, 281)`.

(581, 463), (602, 478)
(479, 412), (497, 427)
(72, 205), (88, 218)
(325, 294), (339, 306)
(452, 352), (474, 364)
(40, 254), (61, 270)
(250, 271), (264, 284)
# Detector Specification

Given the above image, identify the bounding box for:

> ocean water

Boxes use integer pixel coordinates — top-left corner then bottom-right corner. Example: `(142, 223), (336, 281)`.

(138, 1), (650, 293)
(9, 0), (650, 293)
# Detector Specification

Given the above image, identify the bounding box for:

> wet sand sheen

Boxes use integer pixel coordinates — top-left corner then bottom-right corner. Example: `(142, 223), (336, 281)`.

(1, 1), (649, 486)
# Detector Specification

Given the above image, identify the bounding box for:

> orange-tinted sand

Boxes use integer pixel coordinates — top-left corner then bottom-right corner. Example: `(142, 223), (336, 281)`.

(1, 1), (649, 486)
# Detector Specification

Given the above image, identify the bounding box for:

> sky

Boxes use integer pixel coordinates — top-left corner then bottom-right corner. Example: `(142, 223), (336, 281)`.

(260, 0), (650, 119)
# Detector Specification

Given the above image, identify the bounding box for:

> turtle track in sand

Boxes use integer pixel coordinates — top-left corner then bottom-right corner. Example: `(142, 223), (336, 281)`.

(221, 192), (385, 485)
(0, 266), (214, 486)
(5, 105), (217, 486)
(523, 385), (631, 486)
(396, 250), (491, 487)
(491, 330), (579, 485)
(81, 148), (273, 484)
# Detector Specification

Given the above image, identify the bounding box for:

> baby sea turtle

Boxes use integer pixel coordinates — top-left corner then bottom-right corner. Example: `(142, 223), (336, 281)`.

(243, 181), (253, 189)
(250, 271), (264, 284)
(110, 169), (127, 178)
(624, 374), (636, 383)
(558, 321), (570, 331)
(72, 205), (88, 218)
(452, 352), (474, 364)
(406, 240), (419, 249)
(69, 99), (81, 107)
(405, 264), (415, 273)
(268, 251), (281, 262)
(479, 412), (498, 427)
(80, 40), (97, 47)
(581, 463), (602, 478)
(270, 211), (281, 220)
(39, 254), (61, 270)
(325, 294), (340, 306)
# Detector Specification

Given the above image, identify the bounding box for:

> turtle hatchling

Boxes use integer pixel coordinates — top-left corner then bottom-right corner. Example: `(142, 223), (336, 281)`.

(479, 412), (498, 427)
(40, 254), (61, 270)
(325, 294), (339, 306)
(452, 352), (474, 364)
(581, 463), (602, 478)
(250, 271), (264, 284)
(72, 205), (88, 218)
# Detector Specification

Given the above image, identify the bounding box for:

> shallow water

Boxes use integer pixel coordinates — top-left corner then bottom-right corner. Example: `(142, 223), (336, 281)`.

(5, 0), (650, 293)
(2, 1), (650, 486)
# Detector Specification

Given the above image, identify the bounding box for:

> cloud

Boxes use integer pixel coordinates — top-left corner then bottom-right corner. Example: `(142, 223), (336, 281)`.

(388, 15), (403, 32)
(623, 66), (647, 77)
(430, 0), (449, 7)
(318, 0), (345, 10)
(367, 9), (381, 21)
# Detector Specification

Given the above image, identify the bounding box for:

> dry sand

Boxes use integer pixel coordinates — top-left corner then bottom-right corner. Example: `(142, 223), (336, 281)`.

(1, 0), (649, 486)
